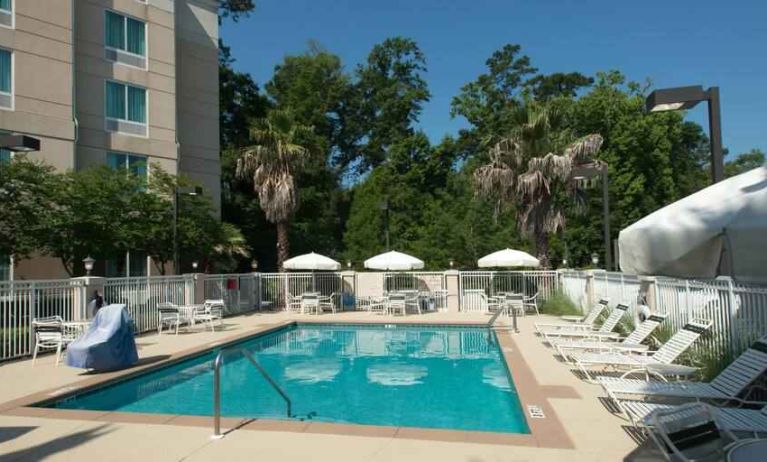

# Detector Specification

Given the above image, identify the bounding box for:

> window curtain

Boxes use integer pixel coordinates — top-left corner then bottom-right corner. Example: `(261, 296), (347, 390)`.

(105, 12), (125, 49)
(0, 50), (11, 93)
(126, 18), (145, 56)
(127, 86), (146, 123)
(0, 0), (11, 12)
(106, 82), (126, 119)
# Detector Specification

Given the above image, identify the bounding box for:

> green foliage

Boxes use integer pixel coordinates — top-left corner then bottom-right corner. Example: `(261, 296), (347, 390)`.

(539, 292), (581, 316)
(0, 156), (61, 259)
(725, 148), (765, 178)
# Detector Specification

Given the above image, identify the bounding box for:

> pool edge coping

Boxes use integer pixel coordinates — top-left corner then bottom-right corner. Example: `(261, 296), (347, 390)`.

(0, 318), (578, 449)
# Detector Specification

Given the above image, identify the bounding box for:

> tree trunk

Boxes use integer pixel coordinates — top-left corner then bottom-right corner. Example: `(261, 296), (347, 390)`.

(535, 231), (551, 269)
(276, 221), (290, 271)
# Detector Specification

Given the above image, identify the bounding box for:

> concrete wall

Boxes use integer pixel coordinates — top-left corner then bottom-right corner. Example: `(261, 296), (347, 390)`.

(175, 0), (220, 211)
(0, 0), (75, 170)
(74, 0), (177, 171)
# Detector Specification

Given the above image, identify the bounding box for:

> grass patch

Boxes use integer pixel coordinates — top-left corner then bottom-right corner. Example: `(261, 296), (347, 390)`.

(539, 291), (581, 317)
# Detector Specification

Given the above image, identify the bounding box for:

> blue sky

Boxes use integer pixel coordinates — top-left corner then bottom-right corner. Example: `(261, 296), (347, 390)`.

(221, 0), (767, 158)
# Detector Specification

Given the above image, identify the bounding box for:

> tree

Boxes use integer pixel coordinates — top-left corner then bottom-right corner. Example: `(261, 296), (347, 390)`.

(473, 101), (604, 267)
(0, 156), (61, 260)
(236, 110), (315, 269)
(219, 0), (255, 22)
(340, 37), (431, 174)
(726, 148), (765, 177)
(525, 72), (594, 101)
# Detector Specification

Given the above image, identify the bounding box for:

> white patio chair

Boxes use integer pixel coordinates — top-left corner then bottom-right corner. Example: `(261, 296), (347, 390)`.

(387, 293), (407, 316)
(552, 313), (668, 357)
(503, 293), (525, 317)
(158, 303), (183, 335)
(301, 293), (320, 315)
(287, 294), (302, 312)
(569, 318), (713, 382)
(600, 333), (767, 414)
(203, 299), (225, 325)
(543, 303), (629, 342)
(319, 293), (339, 313)
(32, 316), (65, 366)
(534, 299), (609, 334)
(650, 403), (740, 461)
(191, 305), (217, 332)
(523, 293), (540, 315)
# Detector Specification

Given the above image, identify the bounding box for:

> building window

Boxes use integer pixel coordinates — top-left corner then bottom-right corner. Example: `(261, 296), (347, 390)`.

(107, 151), (148, 178)
(0, 49), (12, 109)
(0, 0), (12, 29)
(0, 256), (9, 281)
(105, 81), (147, 136)
(106, 252), (147, 278)
(105, 11), (145, 56)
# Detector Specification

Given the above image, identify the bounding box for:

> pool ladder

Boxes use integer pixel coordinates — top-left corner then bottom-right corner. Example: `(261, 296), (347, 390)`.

(212, 348), (292, 439)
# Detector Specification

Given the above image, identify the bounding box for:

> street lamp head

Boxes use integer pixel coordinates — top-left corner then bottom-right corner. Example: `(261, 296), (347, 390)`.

(591, 253), (600, 266)
(0, 134), (41, 152)
(191, 261), (198, 270)
(645, 85), (706, 113)
(82, 256), (95, 275)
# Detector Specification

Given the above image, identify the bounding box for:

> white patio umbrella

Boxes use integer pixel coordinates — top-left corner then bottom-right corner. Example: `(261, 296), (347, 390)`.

(619, 165), (767, 284)
(364, 251), (424, 271)
(283, 252), (341, 271)
(477, 248), (540, 268)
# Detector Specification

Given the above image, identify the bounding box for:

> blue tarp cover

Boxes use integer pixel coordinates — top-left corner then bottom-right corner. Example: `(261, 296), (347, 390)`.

(66, 304), (139, 371)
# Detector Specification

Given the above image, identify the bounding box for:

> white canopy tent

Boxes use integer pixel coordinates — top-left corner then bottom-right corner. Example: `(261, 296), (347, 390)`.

(619, 166), (767, 284)
(283, 252), (341, 271)
(477, 248), (540, 268)
(364, 251), (424, 271)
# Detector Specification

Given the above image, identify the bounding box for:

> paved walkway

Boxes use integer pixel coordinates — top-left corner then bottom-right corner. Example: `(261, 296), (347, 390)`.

(0, 311), (658, 461)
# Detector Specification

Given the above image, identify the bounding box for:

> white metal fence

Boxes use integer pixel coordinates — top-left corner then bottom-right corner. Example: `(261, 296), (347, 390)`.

(0, 279), (85, 361)
(259, 272), (348, 311)
(104, 275), (191, 334)
(458, 271), (559, 311)
(203, 273), (259, 315)
(592, 271), (643, 324)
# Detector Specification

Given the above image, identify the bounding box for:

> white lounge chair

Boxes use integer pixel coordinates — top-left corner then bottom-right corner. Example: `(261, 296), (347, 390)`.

(568, 318), (713, 381)
(599, 334), (767, 412)
(543, 303), (629, 343)
(32, 316), (69, 366)
(649, 403), (741, 461)
(559, 298), (609, 323)
(203, 299), (225, 325)
(621, 401), (767, 437)
(158, 303), (186, 335)
(534, 299), (609, 334)
(551, 312), (668, 357)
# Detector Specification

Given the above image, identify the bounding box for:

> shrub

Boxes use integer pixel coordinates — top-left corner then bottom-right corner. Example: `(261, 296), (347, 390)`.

(539, 291), (581, 316)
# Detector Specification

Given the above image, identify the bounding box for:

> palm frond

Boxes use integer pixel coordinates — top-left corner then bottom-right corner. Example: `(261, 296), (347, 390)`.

(565, 134), (604, 163)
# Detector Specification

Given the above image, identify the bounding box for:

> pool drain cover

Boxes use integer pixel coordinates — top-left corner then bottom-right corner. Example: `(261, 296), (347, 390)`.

(527, 405), (546, 419)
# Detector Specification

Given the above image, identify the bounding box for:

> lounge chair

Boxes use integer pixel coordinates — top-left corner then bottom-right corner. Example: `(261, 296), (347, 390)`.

(158, 303), (185, 335)
(543, 303), (629, 343)
(568, 318), (713, 381)
(621, 401), (767, 436)
(534, 299), (609, 334)
(203, 299), (225, 325)
(560, 298), (609, 323)
(648, 403), (741, 461)
(32, 316), (69, 366)
(599, 334), (767, 412)
(551, 312), (667, 357)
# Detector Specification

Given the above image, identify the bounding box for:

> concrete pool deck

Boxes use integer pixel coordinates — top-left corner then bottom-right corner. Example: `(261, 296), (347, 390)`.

(0, 311), (659, 461)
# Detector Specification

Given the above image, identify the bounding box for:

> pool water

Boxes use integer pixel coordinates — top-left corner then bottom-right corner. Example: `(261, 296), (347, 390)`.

(50, 324), (530, 433)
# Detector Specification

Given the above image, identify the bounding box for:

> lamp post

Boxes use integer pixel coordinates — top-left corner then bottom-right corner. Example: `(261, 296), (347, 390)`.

(83, 256), (95, 276)
(646, 85), (724, 183)
(173, 186), (203, 274)
(1, 134), (41, 281)
(573, 161), (612, 271)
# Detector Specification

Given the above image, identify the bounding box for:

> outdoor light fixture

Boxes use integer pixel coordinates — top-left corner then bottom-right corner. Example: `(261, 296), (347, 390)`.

(449, 260), (454, 269)
(572, 162), (612, 271)
(192, 261), (198, 270)
(173, 186), (205, 274)
(591, 253), (600, 267)
(0, 134), (41, 152)
(646, 85), (724, 182)
(346, 260), (352, 269)
(562, 258), (568, 267)
(83, 256), (95, 276)
(250, 259), (258, 271)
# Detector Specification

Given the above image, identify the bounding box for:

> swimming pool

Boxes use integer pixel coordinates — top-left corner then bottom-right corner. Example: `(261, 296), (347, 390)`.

(48, 323), (530, 434)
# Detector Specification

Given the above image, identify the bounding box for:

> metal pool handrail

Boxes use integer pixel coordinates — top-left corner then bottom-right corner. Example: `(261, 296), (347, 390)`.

(212, 348), (293, 439)
(487, 302), (519, 333)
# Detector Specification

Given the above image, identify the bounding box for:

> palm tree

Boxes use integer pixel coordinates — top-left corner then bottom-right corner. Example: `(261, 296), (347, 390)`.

(474, 102), (603, 267)
(236, 110), (315, 270)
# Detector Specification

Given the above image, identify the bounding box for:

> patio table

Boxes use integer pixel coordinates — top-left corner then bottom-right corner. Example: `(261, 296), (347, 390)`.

(727, 439), (767, 462)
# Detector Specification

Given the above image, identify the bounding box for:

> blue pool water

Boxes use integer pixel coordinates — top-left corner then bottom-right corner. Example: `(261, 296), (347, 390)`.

(49, 324), (530, 433)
